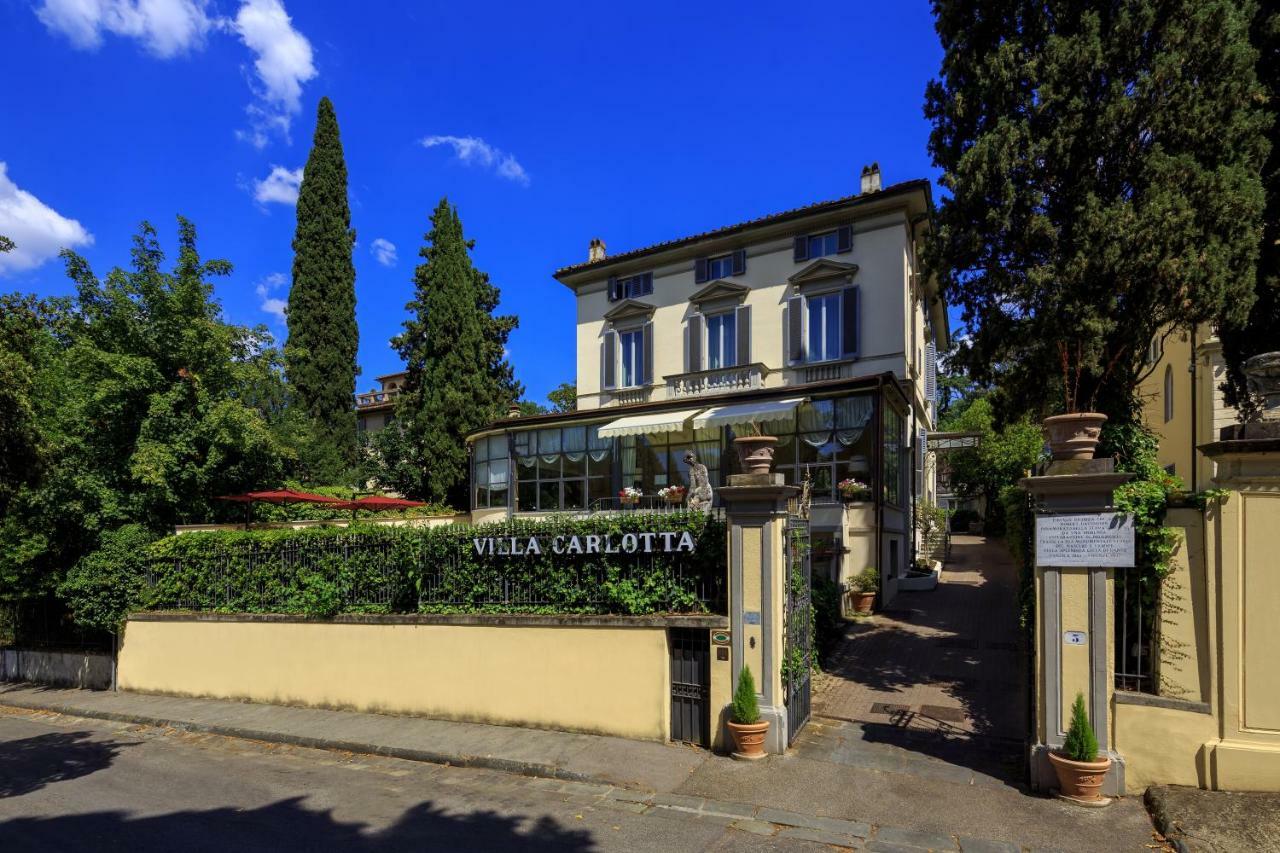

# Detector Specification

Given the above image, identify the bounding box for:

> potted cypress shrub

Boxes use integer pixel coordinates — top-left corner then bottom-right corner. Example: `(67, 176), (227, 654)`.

(1048, 692), (1111, 806)
(726, 665), (769, 760)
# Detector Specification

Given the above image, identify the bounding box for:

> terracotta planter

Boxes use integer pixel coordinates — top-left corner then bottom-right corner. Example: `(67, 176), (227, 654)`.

(1043, 413), (1108, 461)
(733, 435), (779, 475)
(1048, 751), (1112, 805)
(849, 590), (875, 614)
(726, 719), (770, 760)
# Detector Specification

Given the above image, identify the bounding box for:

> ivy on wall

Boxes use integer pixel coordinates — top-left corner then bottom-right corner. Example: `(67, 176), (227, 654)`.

(144, 512), (727, 619)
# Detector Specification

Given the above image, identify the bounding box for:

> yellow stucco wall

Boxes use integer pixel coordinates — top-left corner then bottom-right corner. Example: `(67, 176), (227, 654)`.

(1157, 509), (1212, 702)
(1058, 568), (1092, 734)
(118, 620), (671, 741)
(1115, 703), (1216, 791)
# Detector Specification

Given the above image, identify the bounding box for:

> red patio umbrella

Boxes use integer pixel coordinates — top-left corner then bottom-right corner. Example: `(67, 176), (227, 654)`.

(330, 495), (427, 519)
(216, 489), (346, 527)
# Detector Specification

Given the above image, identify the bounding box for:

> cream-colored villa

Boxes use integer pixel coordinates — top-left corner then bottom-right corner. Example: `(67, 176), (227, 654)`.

(467, 168), (948, 601)
(355, 371), (407, 435)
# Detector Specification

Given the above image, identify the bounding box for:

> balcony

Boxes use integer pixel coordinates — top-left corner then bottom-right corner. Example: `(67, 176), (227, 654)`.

(664, 363), (767, 400)
(355, 388), (400, 408)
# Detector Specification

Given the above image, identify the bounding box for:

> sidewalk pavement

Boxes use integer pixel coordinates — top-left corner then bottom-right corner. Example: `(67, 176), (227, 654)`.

(0, 683), (702, 793)
(0, 684), (1160, 852)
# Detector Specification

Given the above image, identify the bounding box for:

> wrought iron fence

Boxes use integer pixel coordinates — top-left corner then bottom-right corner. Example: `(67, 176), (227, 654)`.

(0, 599), (114, 652)
(1114, 568), (1158, 693)
(146, 514), (728, 616)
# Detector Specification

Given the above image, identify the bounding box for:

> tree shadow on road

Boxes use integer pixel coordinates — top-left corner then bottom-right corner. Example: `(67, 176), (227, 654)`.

(0, 731), (135, 799)
(0, 795), (598, 852)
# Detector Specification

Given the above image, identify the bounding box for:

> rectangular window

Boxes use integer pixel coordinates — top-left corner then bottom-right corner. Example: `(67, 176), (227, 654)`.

(807, 293), (841, 362)
(706, 254), (734, 280)
(705, 312), (737, 370)
(619, 272), (653, 299)
(770, 394), (875, 503)
(883, 406), (905, 507)
(806, 231), (840, 259)
(620, 329), (644, 387)
(512, 426), (602, 512)
(473, 434), (510, 509)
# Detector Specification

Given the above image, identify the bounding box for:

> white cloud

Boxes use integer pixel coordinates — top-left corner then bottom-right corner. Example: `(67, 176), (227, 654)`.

(370, 238), (397, 267)
(254, 270), (287, 322)
(252, 164), (302, 205)
(0, 162), (94, 275)
(35, 0), (214, 58)
(36, 0), (316, 148)
(232, 0), (316, 146)
(421, 135), (530, 186)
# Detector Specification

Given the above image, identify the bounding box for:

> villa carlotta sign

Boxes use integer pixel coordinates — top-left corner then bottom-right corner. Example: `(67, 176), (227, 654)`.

(472, 531), (697, 558)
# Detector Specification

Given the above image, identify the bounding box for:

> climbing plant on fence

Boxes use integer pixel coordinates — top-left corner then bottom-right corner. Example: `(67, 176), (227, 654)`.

(144, 512), (726, 618)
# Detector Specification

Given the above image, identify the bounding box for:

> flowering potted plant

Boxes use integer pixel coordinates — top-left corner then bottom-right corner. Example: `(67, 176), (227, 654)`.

(837, 478), (872, 502)
(658, 485), (686, 505)
(618, 486), (642, 506)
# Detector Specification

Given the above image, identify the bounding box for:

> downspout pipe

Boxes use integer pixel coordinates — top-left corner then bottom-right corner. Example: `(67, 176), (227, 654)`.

(1189, 323), (1198, 493)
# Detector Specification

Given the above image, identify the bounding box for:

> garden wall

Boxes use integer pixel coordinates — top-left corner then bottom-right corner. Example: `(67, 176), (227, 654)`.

(1, 648), (113, 689)
(117, 613), (721, 741)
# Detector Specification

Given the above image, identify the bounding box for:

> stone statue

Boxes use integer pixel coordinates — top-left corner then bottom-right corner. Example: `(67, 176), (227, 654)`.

(684, 451), (713, 512)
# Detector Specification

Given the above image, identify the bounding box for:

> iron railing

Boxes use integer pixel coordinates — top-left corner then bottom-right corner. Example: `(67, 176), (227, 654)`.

(1115, 569), (1158, 693)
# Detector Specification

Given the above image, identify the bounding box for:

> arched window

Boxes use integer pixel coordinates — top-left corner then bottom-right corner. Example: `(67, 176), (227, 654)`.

(1163, 365), (1174, 423)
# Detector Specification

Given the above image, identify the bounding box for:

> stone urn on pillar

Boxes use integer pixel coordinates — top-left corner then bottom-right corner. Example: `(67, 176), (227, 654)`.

(1042, 412), (1108, 461)
(733, 420), (779, 475)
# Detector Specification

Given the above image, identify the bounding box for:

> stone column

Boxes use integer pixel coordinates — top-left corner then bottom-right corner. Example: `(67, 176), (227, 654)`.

(717, 474), (799, 755)
(1199, 419), (1280, 790)
(1021, 461), (1133, 795)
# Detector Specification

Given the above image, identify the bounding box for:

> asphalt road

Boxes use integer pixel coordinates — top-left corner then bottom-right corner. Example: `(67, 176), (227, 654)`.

(0, 709), (831, 852)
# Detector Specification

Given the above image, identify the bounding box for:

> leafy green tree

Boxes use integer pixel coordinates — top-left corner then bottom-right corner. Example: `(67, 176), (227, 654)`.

(375, 199), (521, 505)
(547, 381), (577, 413)
(0, 235), (13, 253)
(286, 96), (358, 477)
(925, 0), (1270, 422)
(517, 400), (548, 416)
(940, 395), (1045, 531)
(0, 219), (293, 613)
(1221, 7), (1280, 420)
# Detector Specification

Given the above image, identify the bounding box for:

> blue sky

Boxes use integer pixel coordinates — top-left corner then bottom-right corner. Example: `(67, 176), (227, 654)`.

(0, 0), (944, 404)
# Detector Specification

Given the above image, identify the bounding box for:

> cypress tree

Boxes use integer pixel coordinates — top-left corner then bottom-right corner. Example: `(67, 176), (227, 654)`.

(286, 96), (358, 475)
(924, 1), (1269, 422)
(377, 198), (521, 504)
(1220, 7), (1279, 420)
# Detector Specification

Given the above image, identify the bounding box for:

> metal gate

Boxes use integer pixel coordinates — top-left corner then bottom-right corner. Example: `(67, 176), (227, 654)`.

(669, 628), (710, 746)
(783, 515), (813, 744)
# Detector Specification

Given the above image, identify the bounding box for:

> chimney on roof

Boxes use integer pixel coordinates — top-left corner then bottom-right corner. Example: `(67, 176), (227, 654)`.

(507, 403), (523, 419)
(860, 162), (882, 194)
(588, 238), (607, 263)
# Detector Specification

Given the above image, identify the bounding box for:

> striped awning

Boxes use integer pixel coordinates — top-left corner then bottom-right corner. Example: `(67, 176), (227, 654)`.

(692, 398), (805, 431)
(595, 408), (704, 439)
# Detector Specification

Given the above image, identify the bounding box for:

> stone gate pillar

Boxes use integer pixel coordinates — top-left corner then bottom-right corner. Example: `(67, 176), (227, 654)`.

(717, 473), (799, 755)
(1021, 460), (1133, 795)
(1199, 418), (1280, 789)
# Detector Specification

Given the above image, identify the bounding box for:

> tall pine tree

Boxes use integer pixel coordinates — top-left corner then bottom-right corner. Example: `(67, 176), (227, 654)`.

(1220, 7), (1279, 420)
(286, 96), (358, 478)
(376, 199), (520, 505)
(925, 0), (1269, 422)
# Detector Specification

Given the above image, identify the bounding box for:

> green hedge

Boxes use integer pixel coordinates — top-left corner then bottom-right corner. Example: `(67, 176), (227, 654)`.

(145, 512), (727, 618)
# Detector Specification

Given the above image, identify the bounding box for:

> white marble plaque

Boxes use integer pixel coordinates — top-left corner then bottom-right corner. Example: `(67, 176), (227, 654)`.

(1035, 512), (1135, 568)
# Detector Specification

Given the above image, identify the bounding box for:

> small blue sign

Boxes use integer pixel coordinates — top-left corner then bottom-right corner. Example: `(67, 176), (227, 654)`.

(744, 611), (761, 625)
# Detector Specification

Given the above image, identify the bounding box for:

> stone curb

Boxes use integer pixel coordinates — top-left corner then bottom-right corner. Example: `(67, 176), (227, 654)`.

(0, 697), (598, 785)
